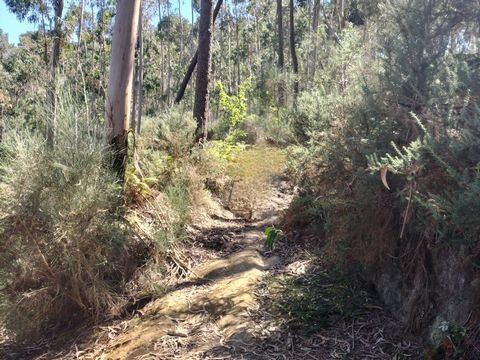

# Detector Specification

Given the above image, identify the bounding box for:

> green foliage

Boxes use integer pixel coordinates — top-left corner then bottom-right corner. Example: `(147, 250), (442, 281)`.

(264, 226), (282, 250)
(206, 140), (246, 163)
(124, 114), (212, 254)
(282, 194), (330, 233)
(285, 1), (480, 339)
(215, 78), (252, 143)
(250, 110), (294, 146)
(289, 0), (480, 254)
(367, 108), (480, 245)
(268, 268), (367, 335)
(0, 95), (129, 340)
(431, 321), (467, 359)
(156, 108), (197, 159)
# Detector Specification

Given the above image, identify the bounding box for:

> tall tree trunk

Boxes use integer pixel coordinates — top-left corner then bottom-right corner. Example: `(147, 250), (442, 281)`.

(310, 0), (320, 82)
(276, 0), (284, 69)
(167, 2), (172, 105)
(137, 9), (144, 134)
(276, 0), (285, 105)
(191, 0), (195, 42)
(131, 6), (144, 133)
(51, 1), (63, 70)
(131, 34), (139, 130)
(179, 0), (184, 55)
(193, 0), (214, 142)
(158, 0), (165, 102)
(234, 0), (240, 90)
(289, 0), (299, 97)
(253, 1), (260, 54)
(338, 0), (345, 30)
(227, 2), (233, 92)
(46, 0), (64, 147)
(174, 0), (223, 104)
(105, 0), (141, 180)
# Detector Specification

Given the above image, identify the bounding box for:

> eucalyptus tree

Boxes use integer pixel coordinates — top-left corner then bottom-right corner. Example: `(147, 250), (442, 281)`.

(105, 0), (141, 180)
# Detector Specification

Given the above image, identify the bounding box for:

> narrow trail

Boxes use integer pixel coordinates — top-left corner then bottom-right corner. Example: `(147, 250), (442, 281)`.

(77, 149), (293, 360)
(75, 143), (421, 359)
(3, 146), (422, 359)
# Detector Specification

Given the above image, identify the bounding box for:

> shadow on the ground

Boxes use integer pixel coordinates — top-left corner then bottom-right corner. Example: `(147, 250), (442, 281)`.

(202, 250), (424, 360)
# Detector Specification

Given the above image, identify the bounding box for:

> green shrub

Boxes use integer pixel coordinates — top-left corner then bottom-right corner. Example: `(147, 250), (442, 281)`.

(0, 96), (131, 340)
(155, 107), (197, 160)
(286, 2), (480, 334)
(268, 268), (367, 335)
(214, 79), (251, 143)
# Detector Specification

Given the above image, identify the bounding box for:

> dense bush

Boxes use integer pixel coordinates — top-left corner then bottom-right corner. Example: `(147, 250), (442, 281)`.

(0, 99), (213, 341)
(287, 0), (480, 319)
(0, 97), (128, 339)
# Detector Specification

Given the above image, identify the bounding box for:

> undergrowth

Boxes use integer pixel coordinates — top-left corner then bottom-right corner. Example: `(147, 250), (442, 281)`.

(267, 267), (368, 335)
(0, 96), (127, 340)
(0, 99), (215, 342)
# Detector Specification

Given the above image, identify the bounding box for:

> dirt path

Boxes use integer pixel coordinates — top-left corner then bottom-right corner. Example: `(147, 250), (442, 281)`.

(79, 156), (292, 360)
(2, 146), (422, 359)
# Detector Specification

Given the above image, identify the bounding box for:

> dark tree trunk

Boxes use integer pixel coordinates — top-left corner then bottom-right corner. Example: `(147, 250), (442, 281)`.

(338, 0), (345, 30)
(175, 0), (223, 104)
(277, 0), (284, 69)
(175, 50), (199, 104)
(235, 0), (240, 90)
(312, 0), (320, 31)
(289, 0), (299, 97)
(310, 0), (320, 82)
(193, 0), (214, 142)
(131, 6), (144, 133)
(51, 0), (64, 72)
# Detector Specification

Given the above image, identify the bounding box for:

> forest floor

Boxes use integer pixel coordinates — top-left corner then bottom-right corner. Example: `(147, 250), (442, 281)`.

(1, 146), (423, 359)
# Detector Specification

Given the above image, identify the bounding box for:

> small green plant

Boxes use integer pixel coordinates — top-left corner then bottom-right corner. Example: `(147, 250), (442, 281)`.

(216, 78), (252, 143)
(265, 226), (283, 250)
(206, 140), (246, 163)
(431, 320), (467, 359)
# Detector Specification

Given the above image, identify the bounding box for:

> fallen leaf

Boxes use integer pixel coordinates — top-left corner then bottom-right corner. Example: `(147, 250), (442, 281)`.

(380, 166), (391, 190)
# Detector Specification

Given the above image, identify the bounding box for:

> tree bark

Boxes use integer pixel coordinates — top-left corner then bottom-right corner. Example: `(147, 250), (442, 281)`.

(105, 0), (141, 180)
(276, 0), (285, 105)
(234, 0), (240, 90)
(137, 8), (144, 134)
(338, 0), (345, 30)
(310, 0), (320, 82)
(51, 0), (64, 72)
(174, 0), (223, 104)
(289, 0), (299, 97)
(193, 0), (214, 142)
(276, 0), (284, 69)
(158, 0), (165, 101)
(179, 0), (184, 55)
